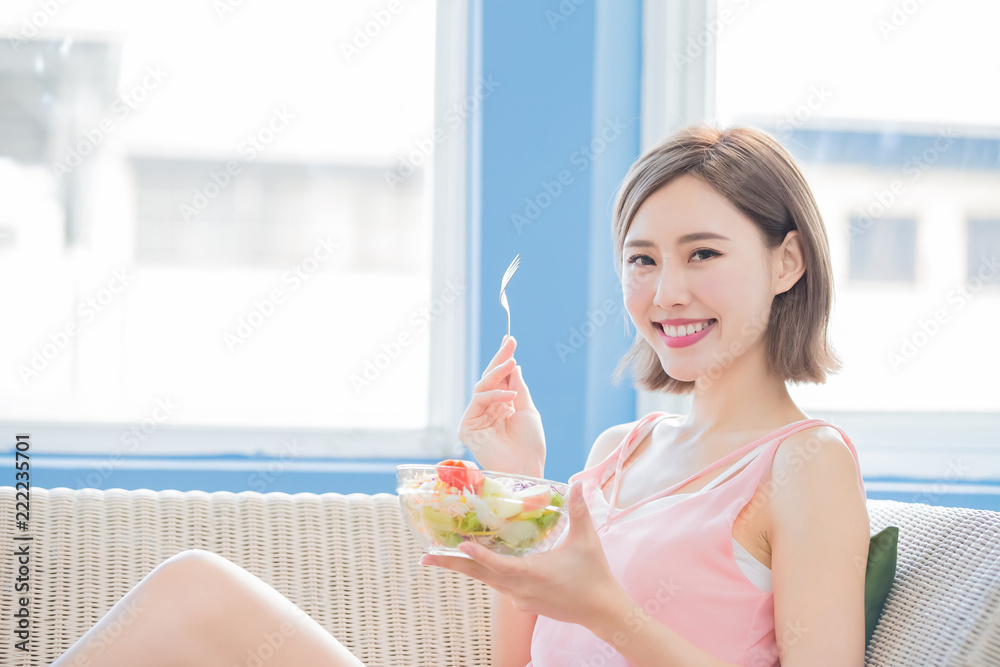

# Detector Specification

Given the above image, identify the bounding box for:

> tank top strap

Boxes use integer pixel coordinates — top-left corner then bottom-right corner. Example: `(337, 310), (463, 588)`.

(603, 415), (842, 525)
(696, 441), (770, 494)
(768, 419), (867, 496)
(606, 414), (816, 502)
(567, 412), (676, 489)
(718, 417), (867, 502)
(599, 412), (677, 489)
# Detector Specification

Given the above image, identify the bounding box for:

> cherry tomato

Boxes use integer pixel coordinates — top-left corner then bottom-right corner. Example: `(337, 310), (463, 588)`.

(435, 459), (485, 494)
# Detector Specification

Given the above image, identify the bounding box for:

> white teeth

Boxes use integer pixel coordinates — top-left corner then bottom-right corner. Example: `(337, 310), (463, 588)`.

(661, 320), (713, 338)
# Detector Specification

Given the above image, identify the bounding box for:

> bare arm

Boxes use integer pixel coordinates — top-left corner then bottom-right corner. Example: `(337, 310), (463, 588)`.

(768, 427), (869, 666)
(490, 420), (637, 667)
(491, 590), (537, 667)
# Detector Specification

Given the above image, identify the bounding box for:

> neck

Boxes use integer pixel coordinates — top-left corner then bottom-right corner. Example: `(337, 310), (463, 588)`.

(679, 343), (806, 439)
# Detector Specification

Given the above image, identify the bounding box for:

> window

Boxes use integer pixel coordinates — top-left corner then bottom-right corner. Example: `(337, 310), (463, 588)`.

(638, 0), (1000, 503)
(848, 217), (916, 282)
(708, 0), (1000, 416)
(967, 219), (1000, 285)
(0, 0), (468, 458)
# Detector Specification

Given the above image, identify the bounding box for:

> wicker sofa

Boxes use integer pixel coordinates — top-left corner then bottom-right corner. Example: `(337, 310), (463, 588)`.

(1, 487), (998, 667)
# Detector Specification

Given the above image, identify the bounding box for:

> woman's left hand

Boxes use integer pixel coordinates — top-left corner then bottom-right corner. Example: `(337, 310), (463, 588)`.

(418, 481), (625, 628)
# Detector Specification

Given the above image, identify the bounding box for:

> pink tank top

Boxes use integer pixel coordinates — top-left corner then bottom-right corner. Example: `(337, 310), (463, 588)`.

(525, 412), (866, 667)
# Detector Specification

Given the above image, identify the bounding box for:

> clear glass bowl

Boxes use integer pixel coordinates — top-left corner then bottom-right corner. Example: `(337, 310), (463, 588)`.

(397, 464), (570, 559)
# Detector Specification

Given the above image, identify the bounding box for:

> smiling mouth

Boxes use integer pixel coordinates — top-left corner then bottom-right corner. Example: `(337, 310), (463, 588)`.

(655, 319), (716, 338)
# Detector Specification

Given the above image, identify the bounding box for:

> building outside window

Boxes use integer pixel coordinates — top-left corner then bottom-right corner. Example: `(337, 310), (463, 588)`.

(0, 0), (469, 477)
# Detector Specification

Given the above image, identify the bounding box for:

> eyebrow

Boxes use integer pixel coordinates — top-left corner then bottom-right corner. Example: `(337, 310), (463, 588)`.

(623, 232), (731, 249)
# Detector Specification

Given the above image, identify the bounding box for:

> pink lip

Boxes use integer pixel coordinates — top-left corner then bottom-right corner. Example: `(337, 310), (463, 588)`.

(657, 320), (716, 348)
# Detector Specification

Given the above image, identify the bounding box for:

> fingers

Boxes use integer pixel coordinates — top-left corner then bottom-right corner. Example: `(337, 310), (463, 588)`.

(480, 335), (517, 381)
(471, 358), (534, 412)
(464, 389), (517, 419)
(418, 553), (486, 583)
(457, 385), (517, 444)
(563, 483), (598, 545)
(473, 357), (517, 394)
(508, 364), (536, 412)
(458, 542), (516, 575)
(419, 542), (518, 586)
(568, 482), (588, 519)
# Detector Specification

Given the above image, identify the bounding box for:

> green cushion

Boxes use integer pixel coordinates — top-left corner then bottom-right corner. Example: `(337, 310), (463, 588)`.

(865, 525), (899, 647)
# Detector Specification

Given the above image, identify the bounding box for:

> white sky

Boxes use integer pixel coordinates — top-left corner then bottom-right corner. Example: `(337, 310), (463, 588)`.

(715, 0), (1000, 132)
(0, 0), (437, 164)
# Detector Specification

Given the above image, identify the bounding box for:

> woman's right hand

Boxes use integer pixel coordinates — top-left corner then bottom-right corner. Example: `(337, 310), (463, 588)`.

(458, 336), (546, 478)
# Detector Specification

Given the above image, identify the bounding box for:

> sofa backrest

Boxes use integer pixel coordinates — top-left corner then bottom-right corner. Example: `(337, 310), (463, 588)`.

(1, 487), (997, 667)
(0, 487), (493, 667)
(866, 498), (1000, 666)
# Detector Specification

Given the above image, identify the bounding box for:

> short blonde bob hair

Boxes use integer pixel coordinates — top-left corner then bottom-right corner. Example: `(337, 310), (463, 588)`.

(611, 124), (842, 393)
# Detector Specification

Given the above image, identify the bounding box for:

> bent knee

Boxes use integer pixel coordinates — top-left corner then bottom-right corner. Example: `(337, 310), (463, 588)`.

(144, 549), (243, 614)
(156, 548), (235, 580)
(133, 550), (251, 657)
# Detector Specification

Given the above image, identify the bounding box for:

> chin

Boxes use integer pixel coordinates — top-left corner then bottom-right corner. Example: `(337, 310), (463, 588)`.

(654, 355), (705, 384)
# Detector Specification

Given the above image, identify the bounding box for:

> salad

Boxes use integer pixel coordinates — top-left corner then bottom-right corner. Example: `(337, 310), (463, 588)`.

(398, 459), (568, 556)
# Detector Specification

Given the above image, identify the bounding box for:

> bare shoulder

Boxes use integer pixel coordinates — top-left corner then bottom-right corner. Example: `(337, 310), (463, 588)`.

(584, 413), (684, 470)
(584, 421), (638, 470)
(772, 425), (858, 478)
(769, 424), (868, 530)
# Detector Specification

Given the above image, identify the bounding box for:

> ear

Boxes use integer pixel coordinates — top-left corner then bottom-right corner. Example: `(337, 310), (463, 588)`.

(771, 230), (806, 296)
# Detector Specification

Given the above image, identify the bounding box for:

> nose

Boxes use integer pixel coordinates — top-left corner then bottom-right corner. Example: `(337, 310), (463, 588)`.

(652, 261), (690, 310)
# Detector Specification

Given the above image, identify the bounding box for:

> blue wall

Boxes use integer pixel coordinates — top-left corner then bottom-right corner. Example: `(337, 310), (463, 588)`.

(468, 0), (640, 486)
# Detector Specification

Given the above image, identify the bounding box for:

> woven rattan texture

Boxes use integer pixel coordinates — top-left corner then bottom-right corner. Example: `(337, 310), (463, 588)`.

(866, 499), (1000, 666)
(3, 488), (999, 666)
(0, 487), (494, 667)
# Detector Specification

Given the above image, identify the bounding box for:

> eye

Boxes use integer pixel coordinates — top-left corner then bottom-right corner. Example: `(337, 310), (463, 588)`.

(626, 250), (720, 266)
(625, 254), (655, 266)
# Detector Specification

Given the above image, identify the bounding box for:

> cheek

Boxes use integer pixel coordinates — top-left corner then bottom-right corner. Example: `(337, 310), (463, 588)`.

(697, 269), (769, 332)
(694, 274), (730, 306)
(622, 269), (657, 296)
(685, 275), (740, 337)
(621, 285), (639, 318)
(621, 271), (656, 314)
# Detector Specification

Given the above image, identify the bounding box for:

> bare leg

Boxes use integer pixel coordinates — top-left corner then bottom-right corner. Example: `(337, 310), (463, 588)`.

(50, 549), (366, 667)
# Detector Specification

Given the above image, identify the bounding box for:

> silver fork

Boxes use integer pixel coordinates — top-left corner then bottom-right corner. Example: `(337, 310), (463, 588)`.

(499, 253), (520, 340)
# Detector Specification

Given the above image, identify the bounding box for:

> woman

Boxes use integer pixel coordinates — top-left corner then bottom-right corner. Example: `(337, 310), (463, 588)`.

(50, 125), (869, 667)
(447, 124), (869, 667)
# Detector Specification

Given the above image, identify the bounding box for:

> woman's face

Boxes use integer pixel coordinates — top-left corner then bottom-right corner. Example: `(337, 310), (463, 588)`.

(621, 174), (789, 386)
